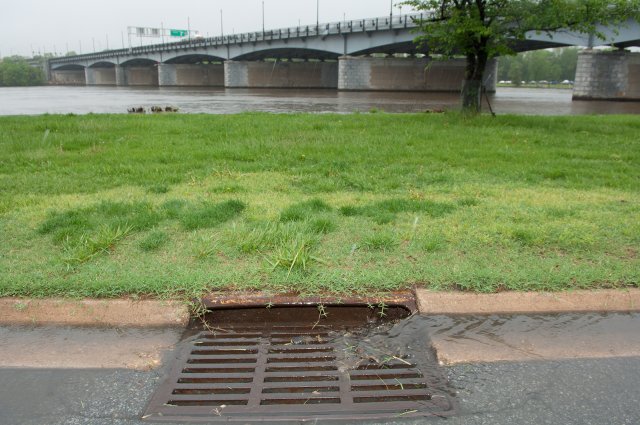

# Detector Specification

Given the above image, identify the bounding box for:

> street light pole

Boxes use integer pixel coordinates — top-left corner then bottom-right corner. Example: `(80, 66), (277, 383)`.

(316, 0), (319, 31)
(220, 9), (224, 37)
(262, 1), (265, 33)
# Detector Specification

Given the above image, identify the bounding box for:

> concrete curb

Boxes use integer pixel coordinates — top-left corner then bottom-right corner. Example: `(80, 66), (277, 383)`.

(0, 298), (190, 327)
(2, 289), (639, 327)
(416, 288), (640, 315)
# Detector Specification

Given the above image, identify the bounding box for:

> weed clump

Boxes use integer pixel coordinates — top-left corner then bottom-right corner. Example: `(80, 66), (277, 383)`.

(139, 230), (169, 252)
(38, 209), (91, 244)
(180, 200), (246, 230)
(94, 201), (162, 230)
(210, 184), (245, 194)
(238, 221), (307, 254)
(148, 184), (170, 194)
(63, 224), (132, 266)
(307, 216), (336, 234)
(340, 198), (456, 224)
(280, 199), (332, 222)
(160, 199), (187, 219)
(418, 233), (447, 252)
(267, 236), (323, 275)
(38, 201), (161, 245)
(362, 231), (399, 252)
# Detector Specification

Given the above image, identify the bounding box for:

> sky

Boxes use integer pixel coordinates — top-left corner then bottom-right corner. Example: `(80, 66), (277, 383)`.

(0, 0), (419, 57)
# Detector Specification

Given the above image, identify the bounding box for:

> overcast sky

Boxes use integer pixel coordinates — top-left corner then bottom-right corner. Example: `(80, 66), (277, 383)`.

(1, 0), (419, 57)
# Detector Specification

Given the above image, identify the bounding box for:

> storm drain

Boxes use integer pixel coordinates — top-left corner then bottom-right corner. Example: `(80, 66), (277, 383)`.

(144, 319), (453, 422)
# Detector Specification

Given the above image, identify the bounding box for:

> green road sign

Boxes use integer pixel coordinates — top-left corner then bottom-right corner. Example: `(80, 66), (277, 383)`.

(170, 29), (188, 37)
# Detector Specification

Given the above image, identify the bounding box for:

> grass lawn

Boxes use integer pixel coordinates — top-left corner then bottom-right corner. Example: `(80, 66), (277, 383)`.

(0, 112), (638, 298)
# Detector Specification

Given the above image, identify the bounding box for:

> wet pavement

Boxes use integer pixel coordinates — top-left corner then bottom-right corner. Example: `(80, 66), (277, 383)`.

(2, 358), (639, 424)
(427, 313), (640, 364)
(1, 86), (639, 116)
(1, 313), (640, 424)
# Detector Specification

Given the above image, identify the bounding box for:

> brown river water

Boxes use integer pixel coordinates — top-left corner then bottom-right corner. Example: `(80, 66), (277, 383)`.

(1, 86), (639, 115)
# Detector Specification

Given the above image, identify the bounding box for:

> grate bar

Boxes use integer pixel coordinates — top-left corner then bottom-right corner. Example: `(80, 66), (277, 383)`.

(182, 367), (256, 374)
(268, 346), (334, 354)
(168, 393), (252, 402)
(197, 341), (260, 346)
(187, 355), (258, 363)
(266, 355), (336, 363)
(246, 332), (269, 409)
(349, 372), (423, 380)
(174, 382), (257, 390)
(191, 349), (259, 355)
(262, 385), (340, 394)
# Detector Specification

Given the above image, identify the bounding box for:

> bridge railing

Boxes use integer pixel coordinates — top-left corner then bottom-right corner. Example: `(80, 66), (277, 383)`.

(50, 13), (432, 64)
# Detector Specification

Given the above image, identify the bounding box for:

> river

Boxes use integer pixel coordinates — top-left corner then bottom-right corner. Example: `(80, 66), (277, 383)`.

(0, 86), (639, 116)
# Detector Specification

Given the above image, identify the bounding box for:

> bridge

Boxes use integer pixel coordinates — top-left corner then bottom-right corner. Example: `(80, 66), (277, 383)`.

(48, 13), (640, 100)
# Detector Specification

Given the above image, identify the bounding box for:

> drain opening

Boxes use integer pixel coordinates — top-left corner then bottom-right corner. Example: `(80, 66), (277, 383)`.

(144, 299), (454, 422)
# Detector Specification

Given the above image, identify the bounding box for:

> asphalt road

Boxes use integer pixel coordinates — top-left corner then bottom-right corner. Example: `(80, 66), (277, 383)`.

(2, 356), (639, 425)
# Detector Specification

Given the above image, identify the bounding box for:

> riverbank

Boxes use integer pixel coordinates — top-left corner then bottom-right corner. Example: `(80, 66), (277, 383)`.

(0, 113), (638, 298)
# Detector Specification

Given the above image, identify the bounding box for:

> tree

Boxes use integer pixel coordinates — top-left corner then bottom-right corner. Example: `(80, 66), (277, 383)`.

(498, 48), (579, 82)
(403, 0), (640, 113)
(509, 60), (524, 85)
(557, 47), (579, 80)
(0, 56), (45, 86)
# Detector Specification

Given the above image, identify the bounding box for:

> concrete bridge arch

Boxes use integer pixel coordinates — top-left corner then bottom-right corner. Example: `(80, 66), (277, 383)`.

(158, 54), (226, 86)
(231, 47), (339, 61)
(49, 63), (86, 85)
(163, 54), (226, 64)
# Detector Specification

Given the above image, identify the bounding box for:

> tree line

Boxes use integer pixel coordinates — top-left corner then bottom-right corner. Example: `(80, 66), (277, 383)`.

(0, 56), (45, 86)
(498, 48), (579, 84)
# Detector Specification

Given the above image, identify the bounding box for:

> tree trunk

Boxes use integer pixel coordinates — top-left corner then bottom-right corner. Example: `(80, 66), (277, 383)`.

(461, 79), (482, 113)
(461, 50), (489, 114)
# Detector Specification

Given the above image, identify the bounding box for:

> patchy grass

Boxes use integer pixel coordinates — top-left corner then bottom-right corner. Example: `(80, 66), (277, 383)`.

(0, 113), (638, 298)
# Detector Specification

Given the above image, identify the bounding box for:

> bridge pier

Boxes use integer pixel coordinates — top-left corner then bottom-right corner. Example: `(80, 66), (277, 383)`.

(50, 69), (86, 85)
(116, 65), (159, 86)
(573, 50), (640, 101)
(224, 60), (339, 89)
(338, 56), (497, 92)
(158, 64), (225, 87)
(85, 66), (117, 85)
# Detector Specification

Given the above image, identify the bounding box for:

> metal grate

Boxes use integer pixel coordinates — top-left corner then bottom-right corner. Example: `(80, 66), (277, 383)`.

(144, 325), (453, 422)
